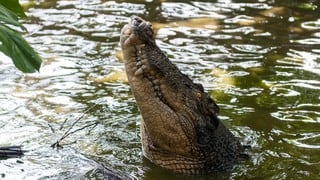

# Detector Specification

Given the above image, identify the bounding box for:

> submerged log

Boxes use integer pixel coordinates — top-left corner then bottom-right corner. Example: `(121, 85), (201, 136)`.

(0, 146), (26, 159)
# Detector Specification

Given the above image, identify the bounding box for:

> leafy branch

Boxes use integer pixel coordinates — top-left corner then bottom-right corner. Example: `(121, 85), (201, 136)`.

(0, 0), (42, 73)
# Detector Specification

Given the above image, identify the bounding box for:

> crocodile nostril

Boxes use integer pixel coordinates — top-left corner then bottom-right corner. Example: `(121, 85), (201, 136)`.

(132, 16), (143, 26)
(136, 18), (142, 24)
(131, 16), (142, 25)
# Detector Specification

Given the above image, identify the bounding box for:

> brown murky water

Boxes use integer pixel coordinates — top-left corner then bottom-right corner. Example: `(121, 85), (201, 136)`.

(0, 0), (319, 179)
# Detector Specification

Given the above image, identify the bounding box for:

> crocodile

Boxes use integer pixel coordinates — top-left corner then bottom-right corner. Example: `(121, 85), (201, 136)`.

(120, 16), (246, 174)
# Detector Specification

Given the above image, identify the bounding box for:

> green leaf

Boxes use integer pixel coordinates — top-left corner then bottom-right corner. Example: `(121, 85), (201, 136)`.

(0, 0), (26, 17)
(0, 25), (41, 73)
(0, 4), (26, 31)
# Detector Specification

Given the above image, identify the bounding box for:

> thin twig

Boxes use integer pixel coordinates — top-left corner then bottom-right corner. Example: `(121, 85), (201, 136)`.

(65, 122), (98, 138)
(61, 104), (98, 137)
(51, 104), (98, 148)
(48, 123), (55, 133)
(59, 116), (69, 130)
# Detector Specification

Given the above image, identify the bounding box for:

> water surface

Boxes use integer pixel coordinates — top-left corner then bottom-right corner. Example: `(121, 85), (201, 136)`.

(0, 0), (319, 179)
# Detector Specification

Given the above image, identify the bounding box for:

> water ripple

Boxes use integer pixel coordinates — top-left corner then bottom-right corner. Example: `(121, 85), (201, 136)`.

(264, 79), (320, 90)
(1, 0), (319, 179)
(301, 19), (320, 30)
(162, 2), (225, 19)
(285, 133), (320, 149)
(232, 44), (276, 54)
(277, 49), (320, 75)
(271, 110), (320, 123)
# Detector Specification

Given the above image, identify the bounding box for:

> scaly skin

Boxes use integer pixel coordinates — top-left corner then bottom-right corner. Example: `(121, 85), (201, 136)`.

(120, 16), (245, 174)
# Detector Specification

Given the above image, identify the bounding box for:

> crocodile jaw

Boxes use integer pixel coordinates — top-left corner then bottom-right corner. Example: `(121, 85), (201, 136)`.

(120, 16), (193, 157)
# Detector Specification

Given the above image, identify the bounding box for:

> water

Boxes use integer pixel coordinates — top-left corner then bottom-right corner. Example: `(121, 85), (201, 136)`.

(0, 0), (319, 179)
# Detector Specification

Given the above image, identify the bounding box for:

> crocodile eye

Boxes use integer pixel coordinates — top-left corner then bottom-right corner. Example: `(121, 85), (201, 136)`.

(146, 23), (153, 36)
(146, 28), (153, 37)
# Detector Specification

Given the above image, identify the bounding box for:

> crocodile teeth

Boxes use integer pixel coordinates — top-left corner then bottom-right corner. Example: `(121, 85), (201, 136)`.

(152, 79), (160, 85)
(135, 44), (145, 52)
(141, 57), (148, 64)
(136, 61), (142, 67)
(135, 67), (144, 76)
(141, 64), (149, 71)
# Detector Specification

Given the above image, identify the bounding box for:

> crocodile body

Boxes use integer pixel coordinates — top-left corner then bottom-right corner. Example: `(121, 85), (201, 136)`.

(120, 16), (245, 174)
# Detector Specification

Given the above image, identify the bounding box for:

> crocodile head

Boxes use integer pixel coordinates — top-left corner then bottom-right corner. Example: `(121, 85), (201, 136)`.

(120, 16), (245, 174)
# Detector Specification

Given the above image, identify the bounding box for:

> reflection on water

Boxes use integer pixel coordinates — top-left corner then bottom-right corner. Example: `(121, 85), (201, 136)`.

(0, 0), (319, 179)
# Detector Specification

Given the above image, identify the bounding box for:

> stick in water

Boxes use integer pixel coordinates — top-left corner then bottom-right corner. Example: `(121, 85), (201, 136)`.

(51, 104), (98, 148)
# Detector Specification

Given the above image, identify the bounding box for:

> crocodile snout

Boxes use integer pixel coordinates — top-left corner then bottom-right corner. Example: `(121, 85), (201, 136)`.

(131, 15), (143, 27)
(120, 16), (154, 48)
